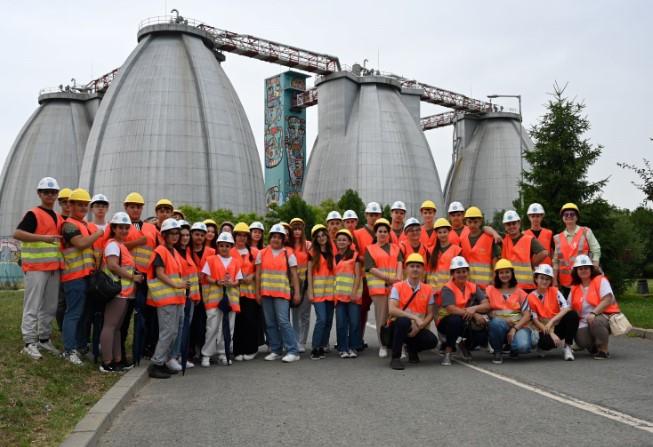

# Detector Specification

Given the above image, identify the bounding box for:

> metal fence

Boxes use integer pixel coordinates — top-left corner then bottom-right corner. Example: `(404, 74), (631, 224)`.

(0, 236), (23, 289)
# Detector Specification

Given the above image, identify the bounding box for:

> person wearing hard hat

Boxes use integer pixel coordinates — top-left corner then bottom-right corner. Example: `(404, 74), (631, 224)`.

(203, 219), (218, 249)
(568, 255), (620, 359)
(418, 200), (438, 250)
(289, 218), (311, 353)
(459, 206), (501, 289)
(399, 218), (429, 271)
(14, 177), (65, 360)
(355, 202), (382, 343)
(389, 201), (407, 245)
(59, 188), (105, 365)
(365, 218), (403, 358)
(89, 194), (110, 231)
(553, 203), (601, 293)
(249, 221), (265, 250)
(154, 199), (174, 231)
(446, 201), (467, 245)
(307, 224), (335, 359)
(527, 264), (579, 361)
(426, 218), (462, 293)
(57, 188), (72, 219)
(501, 210), (548, 291)
(333, 228), (363, 358)
(486, 259), (534, 364)
(146, 218), (189, 378)
(326, 211), (343, 246)
(437, 256), (490, 366)
(524, 203), (554, 266)
(188, 222), (215, 363)
(387, 253), (437, 370)
(172, 209), (185, 221)
(255, 224), (301, 362)
(220, 221), (235, 234)
(342, 210), (359, 234)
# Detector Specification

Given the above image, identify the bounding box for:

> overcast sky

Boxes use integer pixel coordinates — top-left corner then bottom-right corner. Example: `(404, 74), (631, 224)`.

(1, 0), (651, 209)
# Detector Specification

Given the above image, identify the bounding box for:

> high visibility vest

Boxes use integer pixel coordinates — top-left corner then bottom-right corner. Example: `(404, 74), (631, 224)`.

(310, 252), (335, 302)
(569, 275), (620, 315)
(554, 227), (590, 287)
(400, 241), (429, 282)
(527, 287), (561, 321)
(460, 232), (493, 288)
(259, 247), (292, 300)
(366, 243), (401, 296)
(237, 246), (258, 300)
(525, 228), (553, 266)
(354, 226), (374, 257)
(61, 218), (96, 283)
(203, 255), (241, 312)
(393, 281), (433, 319)
(334, 252), (361, 302)
(426, 244), (462, 292)
(146, 245), (185, 307)
(502, 234), (535, 289)
(192, 246), (215, 286)
(420, 226), (437, 251)
(439, 280), (478, 318)
(294, 241), (310, 283)
(486, 285), (527, 321)
(390, 228), (407, 245)
(126, 222), (159, 273)
(102, 239), (135, 298)
(448, 226), (469, 246)
(20, 207), (64, 272)
(178, 247), (200, 302)
(88, 223), (109, 268)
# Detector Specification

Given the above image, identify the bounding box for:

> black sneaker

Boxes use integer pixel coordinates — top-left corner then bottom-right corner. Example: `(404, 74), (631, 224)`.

(311, 349), (320, 360)
(99, 363), (117, 373)
(593, 351), (610, 360)
(408, 351), (420, 364)
(115, 360), (135, 371)
(319, 348), (326, 359)
(390, 358), (405, 370)
(492, 352), (503, 364)
(163, 364), (179, 375)
(148, 364), (171, 379)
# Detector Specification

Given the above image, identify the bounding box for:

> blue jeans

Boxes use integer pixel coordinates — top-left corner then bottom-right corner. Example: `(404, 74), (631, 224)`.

(336, 301), (361, 352)
(62, 277), (88, 352)
(262, 297), (298, 355)
(488, 318), (533, 354)
(311, 301), (334, 349)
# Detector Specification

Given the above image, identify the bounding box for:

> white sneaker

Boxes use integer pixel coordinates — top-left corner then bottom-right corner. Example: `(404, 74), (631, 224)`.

(265, 352), (281, 361)
(243, 353), (257, 361)
(441, 352), (452, 366)
(234, 355), (244, 362)
(340, 351), (350, 359)
(38, 339), (60, 356)
(282, 353), (300, 363)
(400, 346), (408, 360)
(63, 350), (83, 366)
(217, 355), (230, 365)
(166, 358), (182, 371)
(378, 347), (388, 358)
(563, 345), (575, 361)
(298, 343), (306, 353)
(22, 343), (42, 360)
(323, 346), (331, 354)
(348, 349), (358, 358)
(185, 360), (195, 369)
(201, 356), (211, 367)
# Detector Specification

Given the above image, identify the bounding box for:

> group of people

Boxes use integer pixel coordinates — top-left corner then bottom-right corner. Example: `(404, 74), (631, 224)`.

(15, 176), (622, 375)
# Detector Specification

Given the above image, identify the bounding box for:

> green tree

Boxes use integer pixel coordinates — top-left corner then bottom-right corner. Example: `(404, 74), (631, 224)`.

(618, 157), (653, 205)
(337, 189), (365, 225)
(265, 195), (318, 237)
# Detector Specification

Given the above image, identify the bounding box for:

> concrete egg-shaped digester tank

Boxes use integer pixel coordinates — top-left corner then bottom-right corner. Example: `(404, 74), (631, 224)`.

(444, 112), (533, 219)
(302, 72), (444, 216)
(79, 20), (265, 215)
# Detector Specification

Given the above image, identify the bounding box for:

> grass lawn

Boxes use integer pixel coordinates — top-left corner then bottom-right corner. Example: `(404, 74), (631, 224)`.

(0, 290), (121, 446)
(620, 279), (653, 329)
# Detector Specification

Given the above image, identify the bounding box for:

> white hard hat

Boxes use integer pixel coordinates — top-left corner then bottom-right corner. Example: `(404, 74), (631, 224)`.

(573, 255), (593, 268)
(249, 221), (265, 231)
(448, 201), (465, 213)
(527, 203), (545, 215)
(343, 210), (358, 220)
(450, 256), (470, 270)
(391, 201), (407, 212)
(190, 222), (208, 232)
(365, 202), (382, 214)
(178, 220), (190, 229)
(502, 210), (521, 224)
(161, 218), (181, 233)
(90, 194), (109, 206)
(37, 177), (60, 191)
(109, 212), (131, 225)
(216, 231), (235, 245)
(533, 264), (554, 278)
(403, 217), (421, 231)
(269, 223), (286, 236)
(326, 210), (343, 221)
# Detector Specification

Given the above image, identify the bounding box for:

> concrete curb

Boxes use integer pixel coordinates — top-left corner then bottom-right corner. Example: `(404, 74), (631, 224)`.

(60, 363), (150, 447)
(630, 326), (653, 340)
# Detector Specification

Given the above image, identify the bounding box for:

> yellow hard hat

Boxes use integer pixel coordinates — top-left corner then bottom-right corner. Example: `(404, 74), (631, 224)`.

(289, 217), (305, 226)
(172, 209), (185, 219)
(123, 192), (145, 205)
(68, 188), (91, 203)
(203, 219), (218, 227)
(57, 188), (72, 200)
(373, 218), (391, 231)
(155, 199), (174, 210)
(420, 200), (437, 211)
(494, 258), (514, 271)
(336, 228), (353, 240)
(405, 253), (425, 265)
(311, 224), (327, 237)
(560, 202), (580, 215)
(233, 222), (250, 234)
(433, 218), (452, 230)
(464, 206), (483, 219)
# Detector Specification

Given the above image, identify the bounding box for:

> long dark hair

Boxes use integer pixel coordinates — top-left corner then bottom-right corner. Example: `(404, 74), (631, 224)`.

(288, 225), (307, 252)
(493, 269), (517, 289)
(311, 230), (334, 272)
(571, 265), (601, 285)
(335, 233), (356, 261)
(206, 224), (218, 250)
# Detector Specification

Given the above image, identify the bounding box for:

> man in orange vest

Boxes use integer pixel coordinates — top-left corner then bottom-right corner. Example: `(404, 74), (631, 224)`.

(524, 203), (553, 266)
(459, 207), (501, 289)
(390, 201), (407, 244)
(419, 200), (438, 250)
(55, 188), (72, 331)
(14, 177), (64, 360)
(501, 210), (548, 291)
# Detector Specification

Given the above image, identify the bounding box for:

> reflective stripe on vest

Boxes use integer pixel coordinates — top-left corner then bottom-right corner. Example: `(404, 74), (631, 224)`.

(20, 207), (64, 272)
(570, 275), (620, 315)
(334, 253), (361, 302)
(525, 228), (553, 266)
(259, 247), (292, 299)
(311, 254), (335, 302)
(393, 281), (433, 318)
(487, 285), (527, 322)
(527, 288), (560, 321)
(502, 234), (535, 289)
(428, 244), (462, 291)
(146, 246), (185, 306)
(555, 227), (590, 287)
(238, 248), (257, 299)
(366, 243), (400, 296)
(101, 240), (135, 298)
(438, 280), (478, 318)
(127, 223), (159, 273)
(61, 219), (96, 282)
(203, 255), (241, 311)
(460, 232), (493, 287)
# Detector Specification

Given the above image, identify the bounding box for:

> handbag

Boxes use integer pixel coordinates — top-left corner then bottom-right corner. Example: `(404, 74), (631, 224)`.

(608, 312), (632, 336)
(379, 288), (420, 347)
(88, 252), (122, 305)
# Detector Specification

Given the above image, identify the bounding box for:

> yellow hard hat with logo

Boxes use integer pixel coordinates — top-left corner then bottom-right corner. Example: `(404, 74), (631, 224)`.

(123, 192), (145, 205)
(464, 206), (483, 219)
(69, 188), (91, 203)
(433, 218), (452, 230)
(494, 258), (514, 271)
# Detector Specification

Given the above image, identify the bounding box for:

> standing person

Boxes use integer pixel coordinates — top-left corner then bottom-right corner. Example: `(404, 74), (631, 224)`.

(333, 229), (362, 358)
(355, 202), (382, 344)
(501, 210), (548, 292)
(57, 188), (72, 219)
(146, 218), (188, 379)
(249, 221), (265, 250)
(288, 218), (311, 353)
(307, 224), (335, 359)
(89, 194), (110, 231)
(486, 259), (534, 364)
(188, 222), (214, 363)
(568, 255), (619, 359)
(204, 219), (218, 249)
(154, 199), (174, 230)
(524, 203), (553, 266)
(200, 232), (242, 367)
(527, 264), (579, 361)
(172, 209), (185, 221)
(255, 224), (301, 363)
(365, 218), (403, 358)
(326, 211), (343, 246)
(399, 218), (429, 267)
(389, 201), (407, 245)
(86, 193), (110, 356)
(14, 177), (64, 360)
(460, 206), (501, 289)
(55, 187), (72, 330)
(220, 221), (235, 234)
(446, 201), (468, 245)
(99, 212), (144, 372)
(343, 210), (359, 234)
(426, 218), (462, 293)
(388, 254), (438, 370)
(419, 200), (438, 250)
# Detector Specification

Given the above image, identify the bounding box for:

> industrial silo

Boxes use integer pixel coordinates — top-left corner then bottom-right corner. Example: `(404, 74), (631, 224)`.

(302, 72), (444, 216)
(444, 112), (533, 219)
(79, 19), (265, 215)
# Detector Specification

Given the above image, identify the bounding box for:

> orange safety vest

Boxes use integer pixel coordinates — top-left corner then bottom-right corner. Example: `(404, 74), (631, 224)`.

(146, 245), (185, 307)
(569, 275), (620, 315)
(527, 287), (561, 321)
(20, 207), (64, 272)
(448, 226), (469, 246)
(390, 228), (407, 245)
(259, 247), (293, 300)
(420, 226), (437, 251)
(310, 252), (335, 302)
(366, 243), (401, 296)
(486, 285), (528, 322)
(191, 246), (215, 286)
(393, 281), (433, 318)
(439, 279), (478, 319)
(554, 227), (590, 288)
(203, 255), (241, 312)
(460, 232), (494, 288)
(426, 244), (462, 292)
(399, 241), (429, 265)
(102, 239), (135, 298)
(88, 223), (109, 268)
(294, 241), (310, 283)
(354, 226), (375, 257)
(525, 228), (553, 266)
(334, 252), (361, 303)
(179, 247), (201, 302)
(61, 218), (96, 283)
(502, 234), (535, 289)
(237, 246), (258, 300)
(126, 222), (159, 273)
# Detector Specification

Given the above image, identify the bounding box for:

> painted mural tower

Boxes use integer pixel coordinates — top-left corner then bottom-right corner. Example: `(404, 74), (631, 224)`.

(264, 71), (309, 206)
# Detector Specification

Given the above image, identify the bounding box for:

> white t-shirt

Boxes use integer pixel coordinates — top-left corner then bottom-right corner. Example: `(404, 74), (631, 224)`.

(104, 241), (121, 258)
(201, 256), (243, 280)
(572, 277), (613, 328)
(255, 248), (297, 267)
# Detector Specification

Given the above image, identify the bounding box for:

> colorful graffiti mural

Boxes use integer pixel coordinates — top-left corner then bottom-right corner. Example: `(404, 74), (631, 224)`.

(0, 237), (23, 289)
(265, 185), (280, 206)
(265, 77), (283, 168)
(290, 78), (306, 91)
(286, 116), (306, 188)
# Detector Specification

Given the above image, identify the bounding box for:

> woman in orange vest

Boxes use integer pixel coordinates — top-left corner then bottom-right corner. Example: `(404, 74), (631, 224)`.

(355, 202), (381, 345)
(436, 256), (489, 366)
(188, 222), (215, 363)
(568, 255), (619, 359)
(249, 221), (265, 250)
(524, 203), (553, 266)
(501, 210), (548, 291)
(99, 212), (144, 372)
(146, 218), (188, 379)
(486, 259), (534, 364)
(204, 219), (218, 250)
(333, 229), (362, 358)
(527, 264), (579, 361)
(289, 218), (311, 353)
(307, 224), (335, 359)
(365, 218), (403, 358)
(426, 218), (462, 294)
(459, 207), (500, 289)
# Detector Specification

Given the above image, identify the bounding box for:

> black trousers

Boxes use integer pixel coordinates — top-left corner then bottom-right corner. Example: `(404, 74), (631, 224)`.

(437, 315), (488, 350)
(538, 310), (579, 349)
(189, 299), (207, 360)
(391, 317), (438, 359)
(233, 297), (262, 356)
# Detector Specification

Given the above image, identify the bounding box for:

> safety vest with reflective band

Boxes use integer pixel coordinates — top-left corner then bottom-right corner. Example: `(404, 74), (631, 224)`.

(486, 285), (528, 322)
(439, 280), (478, 319)
(525, 228), (553, 266)
(448, 226), (469, 246)
(393, 281), (433, 319)
(61, 218), (96, 283)
(334, 252), (361, 302)
(311, 253), (335, 302)
(527, 287), (561, 321)
(502, 234), (535, 289)
(460, 232), (493, 288)
(191, 246), (215, 286)
(569, 275), (620, 315)
(420, 226), (437, 251)
(20, 207), (64, 272)
(88, 223), (109, 268)
(426, 244), (462, 292)
(259, 247), (292, 300)
(203, 255), (241, 312)
(390, 229), (407, 245)
(126, 222), (159, 273)
(237, 246), (258, 300)
(178, 247), (200, 302)
(294, 242), (310, 283)
(354, 226), (375, 257)
(102, 239), (135, 298)
(366, 243), (401, 296)
(554, 227), (590, 287)
(146, 245), (185, 307)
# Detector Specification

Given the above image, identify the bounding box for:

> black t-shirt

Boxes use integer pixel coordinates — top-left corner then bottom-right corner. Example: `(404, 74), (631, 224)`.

(152, 246), (177, 269)
(16, 207), (58, 233)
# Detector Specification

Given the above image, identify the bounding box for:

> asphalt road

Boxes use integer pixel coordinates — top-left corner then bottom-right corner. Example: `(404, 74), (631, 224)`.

(99, 314), (653, 447)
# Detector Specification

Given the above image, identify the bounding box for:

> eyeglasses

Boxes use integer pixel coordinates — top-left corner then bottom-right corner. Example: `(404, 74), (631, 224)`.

(40, 190), (59, 196)
(562, 212), (577, 218)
